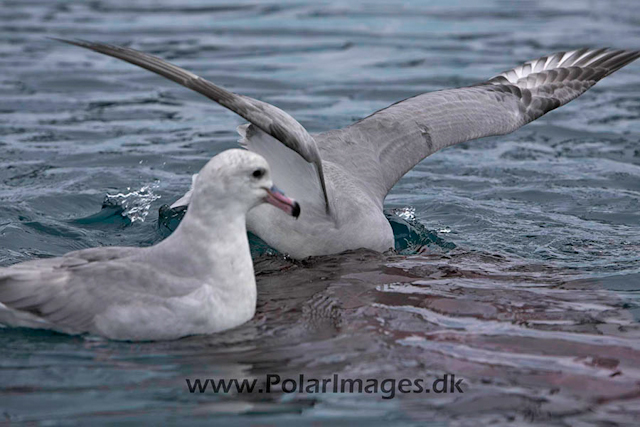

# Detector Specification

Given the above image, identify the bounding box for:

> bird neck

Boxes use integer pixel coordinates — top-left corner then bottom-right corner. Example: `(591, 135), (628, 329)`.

(173, 205), (248, 250)
(151, 206), (257, 331)
(155, 200), (253, 280)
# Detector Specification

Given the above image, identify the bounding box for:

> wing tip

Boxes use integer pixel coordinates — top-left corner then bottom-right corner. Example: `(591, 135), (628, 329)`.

(48, 37), (98, 49)
(490, 47), (640, 85)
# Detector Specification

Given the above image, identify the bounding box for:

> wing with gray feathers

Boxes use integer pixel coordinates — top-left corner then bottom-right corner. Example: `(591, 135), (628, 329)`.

(317, 48), (640, 202)
(0, 247), (198, 334)
(53, 38), (331, 212)
(0, 254), (111, 333)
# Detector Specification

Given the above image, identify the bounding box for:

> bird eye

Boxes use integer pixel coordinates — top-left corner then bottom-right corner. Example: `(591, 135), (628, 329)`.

(252, 168), (265, 179)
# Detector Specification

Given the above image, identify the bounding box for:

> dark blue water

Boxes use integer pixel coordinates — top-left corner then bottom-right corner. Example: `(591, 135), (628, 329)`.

(1, 0), (640, 424)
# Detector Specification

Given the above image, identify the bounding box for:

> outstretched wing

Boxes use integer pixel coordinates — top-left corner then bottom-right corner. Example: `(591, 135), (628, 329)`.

(54, 39), (331, 213)
(317, 48), (640, 203)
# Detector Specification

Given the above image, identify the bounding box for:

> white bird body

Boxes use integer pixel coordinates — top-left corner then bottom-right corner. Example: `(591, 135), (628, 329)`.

(0, 149), (299, 340)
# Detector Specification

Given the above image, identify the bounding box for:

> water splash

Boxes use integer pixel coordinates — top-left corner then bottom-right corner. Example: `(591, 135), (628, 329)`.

(104, 182), (161, 223)
(394, 206), (416, 221)
(385, 208), (456, 254)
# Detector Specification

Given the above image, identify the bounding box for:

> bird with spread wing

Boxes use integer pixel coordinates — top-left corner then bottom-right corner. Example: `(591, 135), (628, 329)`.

(55, 40), (640, 258)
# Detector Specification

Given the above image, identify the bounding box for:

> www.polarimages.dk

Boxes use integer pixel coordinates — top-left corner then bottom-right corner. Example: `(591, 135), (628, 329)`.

(186, 374), (465, 399)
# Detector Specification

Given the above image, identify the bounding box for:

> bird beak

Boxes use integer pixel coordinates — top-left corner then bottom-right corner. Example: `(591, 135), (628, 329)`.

(265, 186), (300, 218)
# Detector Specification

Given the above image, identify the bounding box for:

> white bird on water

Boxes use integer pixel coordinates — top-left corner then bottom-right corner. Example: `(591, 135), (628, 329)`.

(0, 149), (300, 341)
(56, 40), (640, 259)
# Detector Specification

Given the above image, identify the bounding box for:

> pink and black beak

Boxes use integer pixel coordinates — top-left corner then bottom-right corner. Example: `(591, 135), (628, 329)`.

(265, 186), (300, 218)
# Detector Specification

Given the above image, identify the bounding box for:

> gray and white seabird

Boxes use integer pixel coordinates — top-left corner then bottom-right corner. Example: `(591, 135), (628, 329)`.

(0, 149), (299, 340)
(55, 40), (640, 259)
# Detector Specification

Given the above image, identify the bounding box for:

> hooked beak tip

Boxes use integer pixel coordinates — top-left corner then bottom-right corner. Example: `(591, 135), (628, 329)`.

(265, 186), (300, 218)
(292, 201), (301, 219)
